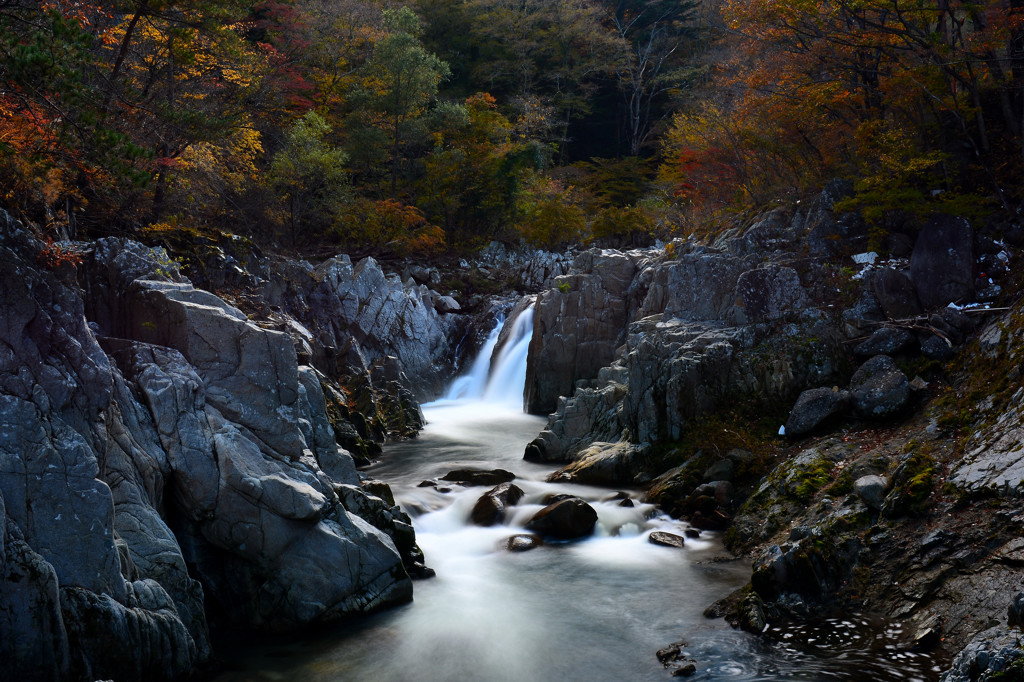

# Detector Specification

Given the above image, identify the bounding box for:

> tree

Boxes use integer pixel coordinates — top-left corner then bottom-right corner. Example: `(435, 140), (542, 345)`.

(268, 111), (350, 245)
(464, 0), (619, 155)
(348, 6), (452, 196)
(604, 0), (700, 156)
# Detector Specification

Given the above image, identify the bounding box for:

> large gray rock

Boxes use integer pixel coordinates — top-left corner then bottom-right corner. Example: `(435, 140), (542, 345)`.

(940, 626), (1024, 682)
(785, 387), (850, 436)
(853, 475), (888, 511)
(911, 215), (975, 308)
(525, 250), (640, 414)
(849, 355), (910, 418)
(0, 215), (420, 676)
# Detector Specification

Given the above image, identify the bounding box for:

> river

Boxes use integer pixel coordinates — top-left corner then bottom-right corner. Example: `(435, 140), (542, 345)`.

(213, 309), (947, 681)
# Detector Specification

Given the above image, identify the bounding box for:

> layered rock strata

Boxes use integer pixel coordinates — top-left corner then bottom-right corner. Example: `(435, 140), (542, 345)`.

(0, 214), (431, 679)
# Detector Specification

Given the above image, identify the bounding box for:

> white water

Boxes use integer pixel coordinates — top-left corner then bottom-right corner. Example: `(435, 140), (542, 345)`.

(214, 306), (948, 681)
(440, 306), (535, 408)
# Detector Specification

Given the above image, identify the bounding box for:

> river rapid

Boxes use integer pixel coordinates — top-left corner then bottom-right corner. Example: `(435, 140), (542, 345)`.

(213, 310), (948, 681)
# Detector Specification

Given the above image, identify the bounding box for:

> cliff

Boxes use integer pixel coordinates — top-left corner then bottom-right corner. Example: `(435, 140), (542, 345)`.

(518, 184), (1024, 675)
(0, 211), (466, 679)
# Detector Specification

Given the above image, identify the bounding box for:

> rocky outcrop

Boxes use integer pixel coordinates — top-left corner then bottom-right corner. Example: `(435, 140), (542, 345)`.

(528, 308), (840, 469)
(910, 215), (975, 308)
(941, 627), (1024, 681)
(0, 215), (423, 679)
(258, 254), (458, 402)
(525, 249), (642, 414)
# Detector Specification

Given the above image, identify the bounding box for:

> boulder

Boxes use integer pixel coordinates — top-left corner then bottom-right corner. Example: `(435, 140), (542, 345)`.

(918, 333), (955, 360)
(849, 355), (910, 419)
(853, 475), (888, 511)
(547, 441), (646, 486)
(470, 483), (525, 526)
(910, 215), (975, 308)
(525, 497), (598, 539)
(785, 387), (851, 436)
(871, 268), (922, 320)
(853, 327), (916, 357)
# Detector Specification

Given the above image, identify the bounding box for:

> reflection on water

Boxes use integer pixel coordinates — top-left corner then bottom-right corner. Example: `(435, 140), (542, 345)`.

(213, 402), (948, 681)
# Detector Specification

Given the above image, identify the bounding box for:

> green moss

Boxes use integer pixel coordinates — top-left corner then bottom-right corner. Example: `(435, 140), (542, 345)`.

(793, 456), (834, 501)
(882, 451), (936, 518)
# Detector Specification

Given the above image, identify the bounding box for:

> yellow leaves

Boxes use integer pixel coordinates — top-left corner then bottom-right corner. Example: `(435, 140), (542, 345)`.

(168, 124), (262, 206)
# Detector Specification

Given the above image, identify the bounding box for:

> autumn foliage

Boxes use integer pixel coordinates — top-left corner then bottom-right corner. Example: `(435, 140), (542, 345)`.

(1, 0), (1019, 255)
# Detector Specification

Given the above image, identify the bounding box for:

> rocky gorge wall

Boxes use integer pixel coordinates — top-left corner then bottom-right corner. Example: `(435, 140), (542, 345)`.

(516, 183), (1024, 677)
(0, 210), (471, 680)
(523, 184), (856, 480)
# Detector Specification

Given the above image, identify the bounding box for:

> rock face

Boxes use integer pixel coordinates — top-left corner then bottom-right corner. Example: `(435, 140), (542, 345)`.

(258, 254), (458, 402)
(526, 269), (841, 469)
(0, 214), (423, 678)
(910, 215), (975, 308)
(525, 250), (640, 415)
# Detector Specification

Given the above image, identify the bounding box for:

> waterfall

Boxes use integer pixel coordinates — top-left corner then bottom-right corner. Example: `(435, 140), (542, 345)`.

(438, 305), (533, 408)
(443, 316), (503, 401)
(482, 306), (533, 406)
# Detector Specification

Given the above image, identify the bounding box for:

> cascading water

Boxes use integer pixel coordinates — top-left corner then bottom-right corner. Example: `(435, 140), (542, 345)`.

(441, 316), (503, 401)
(440, 306), (534, 407)
(215, 302), (948, 682)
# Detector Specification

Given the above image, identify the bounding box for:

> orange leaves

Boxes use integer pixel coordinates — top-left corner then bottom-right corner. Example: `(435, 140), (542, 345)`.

(36, 236), (84, 270)
(339, 197), (447, 256)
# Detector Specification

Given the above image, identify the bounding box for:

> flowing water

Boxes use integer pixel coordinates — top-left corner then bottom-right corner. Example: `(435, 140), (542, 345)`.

(214, 308), (949, 681)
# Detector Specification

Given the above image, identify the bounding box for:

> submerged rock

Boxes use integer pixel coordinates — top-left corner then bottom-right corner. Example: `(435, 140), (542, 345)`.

(525, 497), (598, 539)
(504, 534), (542, 552)
(440, 468), (516, 486)
(471, 482), (525, 526)
(649, 531), (686, 549)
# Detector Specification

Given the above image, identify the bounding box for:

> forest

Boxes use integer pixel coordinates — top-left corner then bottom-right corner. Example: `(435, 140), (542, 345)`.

(1, 0), (1023, 255)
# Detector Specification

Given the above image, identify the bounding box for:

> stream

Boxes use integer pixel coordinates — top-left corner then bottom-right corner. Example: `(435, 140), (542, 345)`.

(214, 310), (948, 681)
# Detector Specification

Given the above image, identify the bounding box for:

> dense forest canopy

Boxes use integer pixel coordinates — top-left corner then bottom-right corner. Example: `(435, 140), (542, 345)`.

(1, 0), (1022, 254)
